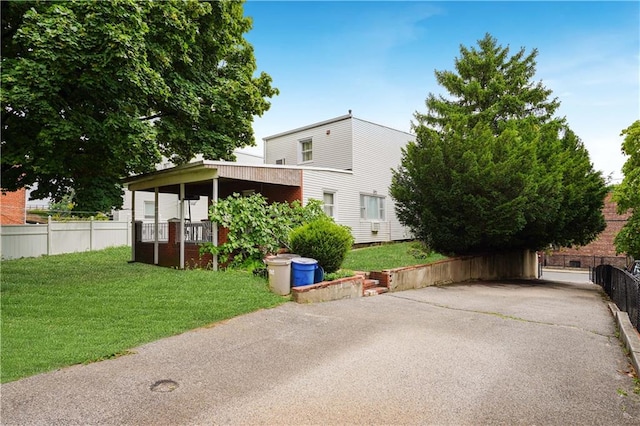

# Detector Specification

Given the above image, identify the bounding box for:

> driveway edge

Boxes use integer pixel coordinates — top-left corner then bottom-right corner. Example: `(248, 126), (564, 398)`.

(609, 302), (640, 373)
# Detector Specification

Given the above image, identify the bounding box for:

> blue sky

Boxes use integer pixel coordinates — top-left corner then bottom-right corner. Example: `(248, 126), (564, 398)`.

(240, 1), (639, 182)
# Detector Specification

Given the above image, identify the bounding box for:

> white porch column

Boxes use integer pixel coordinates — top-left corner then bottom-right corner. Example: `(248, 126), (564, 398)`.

(212, 177), (218, 271)
(154, 188), (159, 265)
(130, 190), (136, 262)
(179, 183), (185, 269)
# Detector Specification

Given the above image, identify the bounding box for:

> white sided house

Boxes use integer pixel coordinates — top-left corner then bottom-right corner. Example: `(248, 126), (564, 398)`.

(264, 113), (415, 244)
(123, 114), (414, 269)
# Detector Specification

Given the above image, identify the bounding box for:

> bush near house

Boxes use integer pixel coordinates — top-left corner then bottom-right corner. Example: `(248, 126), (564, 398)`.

(205, 194), (325, 268)
(289, 218), (354, 273)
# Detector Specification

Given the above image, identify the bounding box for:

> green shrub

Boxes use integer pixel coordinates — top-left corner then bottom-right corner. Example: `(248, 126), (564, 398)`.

(289, 218), (354, 273)
(204, 193), (326, 268)
(324, 269), (356, 281)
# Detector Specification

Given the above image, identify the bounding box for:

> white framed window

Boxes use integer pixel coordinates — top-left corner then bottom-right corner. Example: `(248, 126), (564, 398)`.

(323, 191), (335, 218)
(360, 194), (385, 221)
(299, 138), (312, 163)
(143, 201), (155, 219)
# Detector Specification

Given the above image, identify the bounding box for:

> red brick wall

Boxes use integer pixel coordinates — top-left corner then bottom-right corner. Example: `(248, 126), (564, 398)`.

(0, 189), (26, 224)
(134, 221), (214, 269)
(545, 192), (630, 268)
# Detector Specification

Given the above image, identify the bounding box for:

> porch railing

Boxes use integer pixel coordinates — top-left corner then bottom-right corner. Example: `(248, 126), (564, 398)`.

(141, 223), (169, 242)
(138, 221), (213, 244)
(181, 221), (213, 243)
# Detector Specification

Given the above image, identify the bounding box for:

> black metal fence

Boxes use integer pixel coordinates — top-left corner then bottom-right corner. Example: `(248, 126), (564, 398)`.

(593, 264), (640, 332)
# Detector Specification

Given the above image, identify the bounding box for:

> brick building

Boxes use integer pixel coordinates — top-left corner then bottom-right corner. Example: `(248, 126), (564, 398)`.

(0, 188), (26, 224)
(544, 192), (631, 269)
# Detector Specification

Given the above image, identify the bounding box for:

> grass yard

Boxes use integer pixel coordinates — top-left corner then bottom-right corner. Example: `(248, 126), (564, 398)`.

(0, 246), (286, 383)
(1, 241), (445, 383)
(343, 241), (447, 272)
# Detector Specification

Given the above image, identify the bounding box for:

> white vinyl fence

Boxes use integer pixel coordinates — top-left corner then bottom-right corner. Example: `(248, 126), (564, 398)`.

(1, 218), (131, 260)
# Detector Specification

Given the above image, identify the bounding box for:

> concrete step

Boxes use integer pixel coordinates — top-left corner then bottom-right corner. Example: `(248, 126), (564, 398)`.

(363, 279), (380, 290)
(363, 286), (389, 296)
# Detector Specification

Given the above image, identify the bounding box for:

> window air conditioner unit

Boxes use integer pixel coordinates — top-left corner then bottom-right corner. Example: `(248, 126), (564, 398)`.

(371, 221), (380, 233)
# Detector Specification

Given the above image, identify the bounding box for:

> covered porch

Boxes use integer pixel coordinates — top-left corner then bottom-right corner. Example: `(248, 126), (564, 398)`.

(123, 161), (303, 270)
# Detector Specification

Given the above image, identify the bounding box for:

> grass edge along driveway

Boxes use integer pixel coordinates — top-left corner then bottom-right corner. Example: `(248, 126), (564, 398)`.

(1, 246), (286, 383)
(1, 242), (445, 383)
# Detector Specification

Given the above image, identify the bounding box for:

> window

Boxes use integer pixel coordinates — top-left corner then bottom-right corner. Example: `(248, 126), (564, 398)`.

(143, 201), (155, 219)
(323, 192), (335, 217)
(299, 138), (312, 163)
(275, 158), (286, 165)
(360, 194), (385, 221)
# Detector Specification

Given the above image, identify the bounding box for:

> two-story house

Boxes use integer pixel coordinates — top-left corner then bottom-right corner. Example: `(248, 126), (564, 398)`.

(263, 112), (415, 244)
(124, 113), (415, 268)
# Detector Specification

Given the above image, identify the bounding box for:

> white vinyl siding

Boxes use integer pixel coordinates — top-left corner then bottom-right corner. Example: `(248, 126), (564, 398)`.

(266, 115), (415, 244)
(121, 191), (209, 224)
(264, 116), (353, 170)
(351, 118), (415, 242)
(301, 169), (356, 234)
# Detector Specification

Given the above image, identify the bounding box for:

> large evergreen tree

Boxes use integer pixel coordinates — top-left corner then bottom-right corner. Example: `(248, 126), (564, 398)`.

(614, 120), (640, 259)
(390, 34), (606, 255)
(1, 0), (278, 213)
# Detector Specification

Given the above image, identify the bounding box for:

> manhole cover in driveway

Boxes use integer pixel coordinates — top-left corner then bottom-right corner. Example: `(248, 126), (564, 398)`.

(150, 379), (179, 392)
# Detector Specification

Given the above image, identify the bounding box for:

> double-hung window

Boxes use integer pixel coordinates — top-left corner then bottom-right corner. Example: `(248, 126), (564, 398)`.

(360, 194), (385, 221)
(144, 201), (155, 219)
(323, 191), (335, 218)
(299, 138), (312, 163)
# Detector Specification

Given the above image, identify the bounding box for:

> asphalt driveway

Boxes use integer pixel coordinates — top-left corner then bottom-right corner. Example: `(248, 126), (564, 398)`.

(2, 279), (640, 425)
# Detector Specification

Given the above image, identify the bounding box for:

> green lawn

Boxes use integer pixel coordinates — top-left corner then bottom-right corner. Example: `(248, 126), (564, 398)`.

(1, 246), (286, 383)
(1, 241), (445, 383)
(343, 241), (447, 271)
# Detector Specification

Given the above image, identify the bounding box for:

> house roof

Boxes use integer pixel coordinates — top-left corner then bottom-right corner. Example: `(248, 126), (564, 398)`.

(122, 160), (302, 192)
(263, 114), (352, 141)
(122, 160), (352, 194)
(262, 113), (414, 141)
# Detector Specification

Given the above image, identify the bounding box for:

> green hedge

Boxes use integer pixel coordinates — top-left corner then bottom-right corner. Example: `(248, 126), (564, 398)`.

(289, 218), (354, 273)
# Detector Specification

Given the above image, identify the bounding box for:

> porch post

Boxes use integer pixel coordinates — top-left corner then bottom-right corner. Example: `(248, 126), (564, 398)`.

(130, 190), (136, 262)
(212, 177), (218, 271)
(154, 187), (159, 265)
(179, 183), (185, 269)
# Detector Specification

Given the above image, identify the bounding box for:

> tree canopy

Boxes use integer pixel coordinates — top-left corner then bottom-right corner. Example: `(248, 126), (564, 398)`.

(390, 34), (607, 255)
(1, 0), (278, 213)
(614, 120), (640, 259)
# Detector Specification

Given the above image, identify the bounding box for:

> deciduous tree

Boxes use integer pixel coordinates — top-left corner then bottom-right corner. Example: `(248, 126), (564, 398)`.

(614, 120), (640, 258)
(1, 0), (278, 213)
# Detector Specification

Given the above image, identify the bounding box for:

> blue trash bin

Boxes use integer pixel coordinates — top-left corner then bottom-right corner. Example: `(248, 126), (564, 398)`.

(291, 257), (318, 286)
